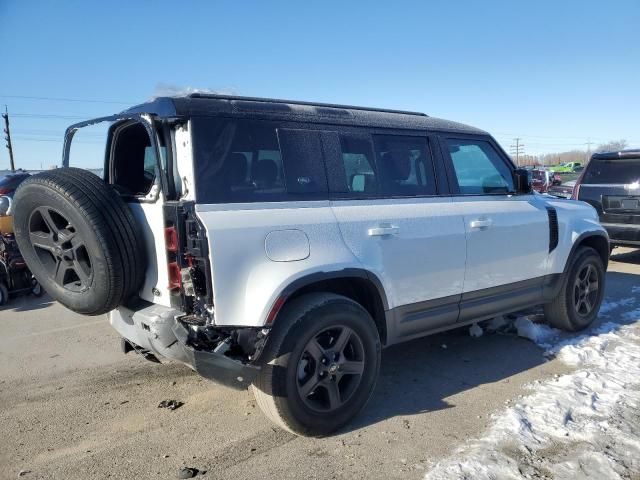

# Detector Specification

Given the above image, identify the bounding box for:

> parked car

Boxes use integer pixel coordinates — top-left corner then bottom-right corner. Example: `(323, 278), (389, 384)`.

(531, 169), (561, 193)
(572, 150), (640, 249)
(548, 180), (577, 198)
(12, 94), (609, 436)
(551, 162), (582, 173)
(0, 171), (30, 197)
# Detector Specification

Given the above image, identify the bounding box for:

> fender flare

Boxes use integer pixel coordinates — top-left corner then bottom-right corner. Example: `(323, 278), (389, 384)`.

(542, 230), (610, 301)
(264, 268), (389, 325)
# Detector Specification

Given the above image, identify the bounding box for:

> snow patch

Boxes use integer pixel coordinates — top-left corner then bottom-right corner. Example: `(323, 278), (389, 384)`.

(514, 316), (558, 346)
(469, 323), (483, 338)
(599, 297), (635, 315)
(425, 300), (640, 479)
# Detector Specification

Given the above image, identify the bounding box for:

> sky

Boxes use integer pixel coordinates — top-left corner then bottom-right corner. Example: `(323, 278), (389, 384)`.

(1, 0), (639, 170)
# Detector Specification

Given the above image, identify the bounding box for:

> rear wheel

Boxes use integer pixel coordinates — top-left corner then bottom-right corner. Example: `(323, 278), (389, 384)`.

(544, 246), (605, 331)
(251, 293), (381, 436)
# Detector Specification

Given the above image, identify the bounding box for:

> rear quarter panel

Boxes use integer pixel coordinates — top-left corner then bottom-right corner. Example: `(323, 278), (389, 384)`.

(196, 201), (363, 327)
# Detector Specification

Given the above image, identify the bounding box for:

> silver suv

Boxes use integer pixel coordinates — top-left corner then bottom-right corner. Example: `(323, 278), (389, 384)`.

(13, 94), (609, 436)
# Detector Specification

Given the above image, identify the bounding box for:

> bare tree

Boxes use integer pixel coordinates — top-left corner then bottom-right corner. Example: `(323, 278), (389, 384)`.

(595, 139), (628, 153)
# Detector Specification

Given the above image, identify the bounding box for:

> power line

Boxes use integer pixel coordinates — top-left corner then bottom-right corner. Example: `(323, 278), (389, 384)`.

(10, 113), (90, 120)
(0, 94), (134, 105)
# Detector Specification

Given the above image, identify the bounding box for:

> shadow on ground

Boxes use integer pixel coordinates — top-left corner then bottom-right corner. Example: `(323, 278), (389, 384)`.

(0, 292), (53, 313)
(346, 267), (639, 433)
(610, 247), (640, 265)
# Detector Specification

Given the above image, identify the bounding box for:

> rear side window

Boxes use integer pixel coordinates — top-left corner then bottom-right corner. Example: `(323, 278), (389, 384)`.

(277, 129), (328, 198)
(191, 118), (328, 203)
(582, 158), (640, 185)
(373, 135), (436, 196)
(341, 135), (377, 195)
(446, 139), (514, 194)
(111, 122), (156, 196)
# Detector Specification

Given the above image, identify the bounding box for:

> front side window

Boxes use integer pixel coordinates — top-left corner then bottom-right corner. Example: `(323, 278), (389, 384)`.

(446, 139), (514, 194)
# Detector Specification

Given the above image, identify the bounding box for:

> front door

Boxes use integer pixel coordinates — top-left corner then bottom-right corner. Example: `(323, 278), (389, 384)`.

(440, 136), (550, 315)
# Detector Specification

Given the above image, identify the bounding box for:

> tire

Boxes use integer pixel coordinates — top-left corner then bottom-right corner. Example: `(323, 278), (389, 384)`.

(543, 246), (605, 331)
(0, 282), (8, 305)
(251, 293), (381, 437)
(30, 277), (43, 297)
(12, 168), (146, 315)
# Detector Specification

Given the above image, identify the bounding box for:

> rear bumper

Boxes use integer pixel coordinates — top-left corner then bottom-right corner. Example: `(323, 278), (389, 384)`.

(108, 303), (260, 389)
(601, 222), (640, 246)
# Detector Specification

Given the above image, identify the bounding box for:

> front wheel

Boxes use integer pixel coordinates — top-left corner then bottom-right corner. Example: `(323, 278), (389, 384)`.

(544, 246), (605, 331)
(251, 293), (381, 437)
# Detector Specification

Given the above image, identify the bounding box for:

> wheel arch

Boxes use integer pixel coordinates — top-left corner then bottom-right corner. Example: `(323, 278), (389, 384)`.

(567, 231), (610, 272)
(267, 269), (389, 346)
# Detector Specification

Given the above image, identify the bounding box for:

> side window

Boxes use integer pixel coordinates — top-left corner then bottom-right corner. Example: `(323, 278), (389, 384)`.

(111, 122), (156, 196)
(446, 139), (514, 194)
(373, 135), (436, 196)
(192, 118), (286, 203)
(340, 135), (377, 195)
(277, 129), (328, 197)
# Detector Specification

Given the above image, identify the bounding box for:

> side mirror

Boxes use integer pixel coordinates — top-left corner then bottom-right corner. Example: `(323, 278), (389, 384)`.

(513, 168), (532, 194)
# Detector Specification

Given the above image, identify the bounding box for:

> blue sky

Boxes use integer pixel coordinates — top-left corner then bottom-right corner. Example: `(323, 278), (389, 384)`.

(1, 0), (639, 170)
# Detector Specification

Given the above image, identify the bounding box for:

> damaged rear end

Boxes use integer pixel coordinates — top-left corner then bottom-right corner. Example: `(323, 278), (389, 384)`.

(111, 200), (268, 389)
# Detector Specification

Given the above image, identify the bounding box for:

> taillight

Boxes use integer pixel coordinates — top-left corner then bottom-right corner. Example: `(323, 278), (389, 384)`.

(168, 261), (181, 290)
(164, 226), (178, 252)
(165, 224), (181, 291)
(571, 170), (586, 200)
(0, 188), (11, 195)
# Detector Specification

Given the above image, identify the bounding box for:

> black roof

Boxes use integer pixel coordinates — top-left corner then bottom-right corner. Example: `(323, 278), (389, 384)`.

(122, 94), (487, 135)
(591, 150), (640, 160)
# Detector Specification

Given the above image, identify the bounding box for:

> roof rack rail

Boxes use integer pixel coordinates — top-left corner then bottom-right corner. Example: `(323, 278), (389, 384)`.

(592, 150), (640, 160)
(187, 93), (428, 117)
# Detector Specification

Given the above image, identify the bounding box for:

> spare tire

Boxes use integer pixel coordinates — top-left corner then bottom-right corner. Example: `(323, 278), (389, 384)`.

(13, 168), (146, 315)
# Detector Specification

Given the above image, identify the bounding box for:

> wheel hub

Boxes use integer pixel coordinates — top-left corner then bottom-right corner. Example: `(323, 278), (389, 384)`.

(28, 206), (92, 292)
(296, 325), (366, 412)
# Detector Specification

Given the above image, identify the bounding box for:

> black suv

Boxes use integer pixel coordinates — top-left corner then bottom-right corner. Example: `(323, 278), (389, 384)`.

(574, 150), (640, 248)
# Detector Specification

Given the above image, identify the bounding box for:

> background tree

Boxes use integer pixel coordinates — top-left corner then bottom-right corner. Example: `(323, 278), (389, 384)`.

(595, 139), (628, 153)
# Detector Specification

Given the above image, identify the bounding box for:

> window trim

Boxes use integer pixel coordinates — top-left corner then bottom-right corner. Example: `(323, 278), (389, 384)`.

(437, 134), (517, 197)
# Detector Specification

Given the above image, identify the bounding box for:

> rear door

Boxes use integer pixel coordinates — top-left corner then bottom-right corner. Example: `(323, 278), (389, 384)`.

(65, 116), (171, 306)
(578, 157), (640, 244)
(439, 136), (550, 319)
(328, 131), (467, 339)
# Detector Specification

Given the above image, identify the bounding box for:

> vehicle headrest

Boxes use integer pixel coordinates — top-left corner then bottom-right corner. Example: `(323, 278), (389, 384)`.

(227, 153), (248, 184)
(253, 159), (278, 187)
(381, 150), (411, 181)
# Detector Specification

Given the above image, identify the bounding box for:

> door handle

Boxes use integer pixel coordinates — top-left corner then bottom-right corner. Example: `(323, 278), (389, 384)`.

(368, 225), (399, 236)
(469, 218), (492, 230)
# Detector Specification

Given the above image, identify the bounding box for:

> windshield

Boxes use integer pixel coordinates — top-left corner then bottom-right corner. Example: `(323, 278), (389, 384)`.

(582, 158), (640, 185)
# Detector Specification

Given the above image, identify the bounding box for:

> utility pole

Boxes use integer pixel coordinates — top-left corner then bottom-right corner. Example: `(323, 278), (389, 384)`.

(585, 137), (593, 162)
(2, 106), (15, 172)
(509, 138), (525, 166)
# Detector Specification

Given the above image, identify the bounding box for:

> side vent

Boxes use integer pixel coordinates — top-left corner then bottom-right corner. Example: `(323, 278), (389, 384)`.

(546, 207), (559, 253)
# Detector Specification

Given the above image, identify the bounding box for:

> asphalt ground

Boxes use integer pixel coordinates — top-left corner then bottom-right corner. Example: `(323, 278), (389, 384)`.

(1, 248), (638, 480)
